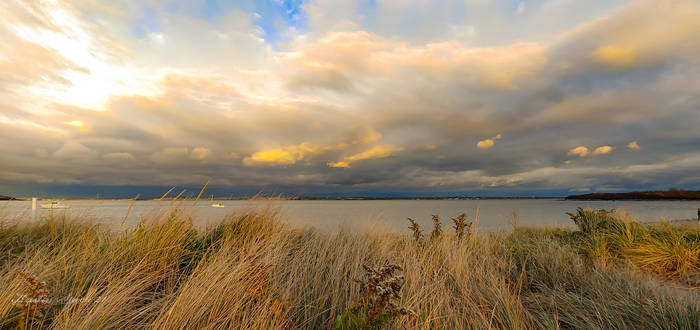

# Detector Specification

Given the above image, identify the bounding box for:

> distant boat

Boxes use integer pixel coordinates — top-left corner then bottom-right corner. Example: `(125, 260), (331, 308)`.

(41, 201), (70, 209)
(209, 195), (225, 208)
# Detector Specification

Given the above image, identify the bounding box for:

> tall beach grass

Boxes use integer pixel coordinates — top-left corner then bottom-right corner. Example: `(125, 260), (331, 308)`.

(0, 206), (698, 329)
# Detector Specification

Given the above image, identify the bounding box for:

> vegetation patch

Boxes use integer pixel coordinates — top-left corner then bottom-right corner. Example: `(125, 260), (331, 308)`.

(0, 207), (697, 328)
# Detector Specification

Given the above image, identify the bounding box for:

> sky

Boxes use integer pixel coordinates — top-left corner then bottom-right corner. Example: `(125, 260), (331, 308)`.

(1, 0), (700, 198)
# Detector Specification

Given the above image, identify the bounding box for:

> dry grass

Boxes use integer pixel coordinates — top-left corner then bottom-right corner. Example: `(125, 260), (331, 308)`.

(0, 207), (698, 329)
(567, 208), (700, 286)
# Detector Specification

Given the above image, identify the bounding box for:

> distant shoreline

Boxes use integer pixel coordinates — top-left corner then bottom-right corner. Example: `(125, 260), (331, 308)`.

(565, 190), (700, 201)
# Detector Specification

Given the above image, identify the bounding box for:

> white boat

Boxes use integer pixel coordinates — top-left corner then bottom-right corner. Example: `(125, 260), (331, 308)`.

(41, 201), (70, 209)
(209, 195), (225, 208)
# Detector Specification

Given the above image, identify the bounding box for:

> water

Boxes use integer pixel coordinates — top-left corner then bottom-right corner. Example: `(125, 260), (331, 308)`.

(1, 199), (698, 233)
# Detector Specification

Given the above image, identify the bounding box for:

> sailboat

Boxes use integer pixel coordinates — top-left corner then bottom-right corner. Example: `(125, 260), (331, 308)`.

(41, 201), (70, 209)
(209, 195), (225, 208)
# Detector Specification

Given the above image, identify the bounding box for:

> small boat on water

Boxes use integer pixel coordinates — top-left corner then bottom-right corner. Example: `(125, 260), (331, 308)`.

(209, 195), (225, 208)
(41, 201), (70, 209)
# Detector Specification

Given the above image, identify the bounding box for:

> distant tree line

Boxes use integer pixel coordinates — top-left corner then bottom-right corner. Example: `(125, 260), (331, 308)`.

(566, 190), (700, 200)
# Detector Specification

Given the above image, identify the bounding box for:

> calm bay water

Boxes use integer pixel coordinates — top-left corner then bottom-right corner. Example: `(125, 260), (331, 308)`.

(1, 199), (698, 232)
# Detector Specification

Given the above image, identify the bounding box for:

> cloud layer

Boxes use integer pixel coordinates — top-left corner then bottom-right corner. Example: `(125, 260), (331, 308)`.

(1, 0), (700, 195)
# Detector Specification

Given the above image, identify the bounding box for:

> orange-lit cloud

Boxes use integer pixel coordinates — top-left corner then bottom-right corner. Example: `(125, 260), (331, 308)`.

(568, 146), (590, 157)
(592, 145), (614, 155)
(242, 128), (383, 167)
(592, 45), (636, 69)
(328, 145), (403, 168)
(477, 134), (501, 149)
(568, 145), (614, 157)
(243, 142), (318, 166)
(627, 141), (640, 149)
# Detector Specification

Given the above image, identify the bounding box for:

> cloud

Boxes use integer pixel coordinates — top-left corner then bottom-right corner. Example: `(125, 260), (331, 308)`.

(568, 145), (615, 157)
(568, 146), (590, 157)
(627, 141), (640, 149)
(53, 141), (94, 159)
(592, 145), (614, 155)
(1, 0), (700, 193)
(477, 134), (502, 149)
(152, 147), (189, 163)
(591, 45), (636, 69)
(242, 128), (384, 167)
(328, 145), (403, 168)
(243, 142), (318, 166)
(190, 147), (211, 160)
(103, 152), (136, 161)
(281, 32), (547, 92)
(476, 139), (494, 149)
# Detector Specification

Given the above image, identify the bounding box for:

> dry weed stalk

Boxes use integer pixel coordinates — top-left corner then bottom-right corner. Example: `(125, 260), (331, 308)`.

(407, 218), (424, 244)
(451, 213), (472, 241)
(340, 263), (415, 328)
(15, 272), (51, 328)
(430, 215), (443, 241)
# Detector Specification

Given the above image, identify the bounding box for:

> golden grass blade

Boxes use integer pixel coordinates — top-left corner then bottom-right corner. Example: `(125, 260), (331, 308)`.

(155, 186), (177, 210)
(473, 205), (480, 237)
(192, 180), (210, 206)
(121, 194), (140, 226)
(159, 187), (176, 201)
(169, 190), (186, 207)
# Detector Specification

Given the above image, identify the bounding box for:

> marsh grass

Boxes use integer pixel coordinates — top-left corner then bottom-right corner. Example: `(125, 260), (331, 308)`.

(568, 208), (700, 286)
(0, 207), (697, 329)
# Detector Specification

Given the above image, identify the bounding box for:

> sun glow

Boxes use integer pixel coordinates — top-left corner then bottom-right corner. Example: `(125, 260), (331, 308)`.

(9, 1), (160, 111)
(64, 120), (85, 128)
